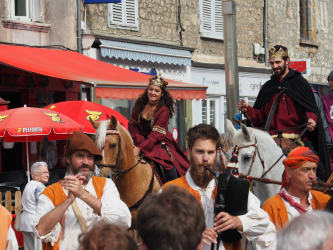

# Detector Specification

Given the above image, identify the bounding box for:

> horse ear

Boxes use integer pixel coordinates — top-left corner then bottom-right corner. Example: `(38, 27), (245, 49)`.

(240, 124), (251, 141)
(226, 119), (236, 138)
(89, 117), (100, 129)
(110, 115), (118, 129)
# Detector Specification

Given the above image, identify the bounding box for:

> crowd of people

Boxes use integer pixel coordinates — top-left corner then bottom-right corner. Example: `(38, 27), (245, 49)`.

(2, 44), (333, 250)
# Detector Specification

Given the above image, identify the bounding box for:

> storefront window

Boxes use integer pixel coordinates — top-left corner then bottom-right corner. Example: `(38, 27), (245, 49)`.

(209, 100), (216, 125)
(311, 84), (330, 98)
(101, 98), (130, 120)
(202, 100), (207, 124)
(202, 98), (217, 126)
(36, 93), (55, 108)
(168, 101), (178, 133)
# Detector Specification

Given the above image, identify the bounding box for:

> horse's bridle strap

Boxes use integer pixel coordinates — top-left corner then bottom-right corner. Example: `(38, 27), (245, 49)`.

(237, 137), (265, 176)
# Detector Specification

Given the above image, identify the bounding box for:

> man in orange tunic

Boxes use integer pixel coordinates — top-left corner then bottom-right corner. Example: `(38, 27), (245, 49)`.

(261, 147), (330, 232)
(33, 131), (131, 250)
(163, 124), (273, 250)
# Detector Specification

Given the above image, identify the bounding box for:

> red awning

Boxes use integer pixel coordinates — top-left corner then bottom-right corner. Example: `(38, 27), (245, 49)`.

(0, 44), (207, 101)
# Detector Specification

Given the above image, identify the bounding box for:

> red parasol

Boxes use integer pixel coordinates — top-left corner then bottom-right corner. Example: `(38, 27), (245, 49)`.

(0, 106), (83, 180)
(45, 101), (129, 133)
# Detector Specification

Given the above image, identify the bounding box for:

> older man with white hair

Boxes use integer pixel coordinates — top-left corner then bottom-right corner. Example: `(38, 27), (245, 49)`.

(277, 211), (333, 250)
(21, 161), (49, 250)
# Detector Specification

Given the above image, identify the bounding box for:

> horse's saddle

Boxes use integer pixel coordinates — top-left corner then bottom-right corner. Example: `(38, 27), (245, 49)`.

(272, 133), (303, 151)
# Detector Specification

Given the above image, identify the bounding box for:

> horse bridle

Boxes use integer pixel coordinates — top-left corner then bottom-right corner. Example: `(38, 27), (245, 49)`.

(236, 136), (266, 176)
(96, 129), (147, 178)
(218, 147), (227, 172)
(236, 124), (309, 178)
(96, 129), (123, 176)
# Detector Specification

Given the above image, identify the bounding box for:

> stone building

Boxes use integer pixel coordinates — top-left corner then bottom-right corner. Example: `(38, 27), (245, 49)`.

(82, 0), (333, 141)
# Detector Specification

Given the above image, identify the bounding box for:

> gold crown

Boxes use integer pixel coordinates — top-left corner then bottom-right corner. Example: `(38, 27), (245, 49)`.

(149, 72), (168, 89)
(269, 47), (288, 59)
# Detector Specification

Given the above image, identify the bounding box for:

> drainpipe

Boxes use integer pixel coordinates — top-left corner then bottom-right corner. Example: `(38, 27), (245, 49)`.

(264, 0), (268, 66)
(77, 0), (82, 100)
(223, 0), (239, 122)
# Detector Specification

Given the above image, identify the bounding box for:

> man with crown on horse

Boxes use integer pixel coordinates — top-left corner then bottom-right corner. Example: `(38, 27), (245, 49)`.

(259, 147), (330, 235)
(163, 124), (275, 250)
(33, 131), (131, 250)
(238, 45), (331, 182)
(128, 72), (190, 183)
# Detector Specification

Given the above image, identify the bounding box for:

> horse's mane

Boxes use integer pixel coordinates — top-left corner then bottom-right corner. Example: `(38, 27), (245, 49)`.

(95, 120), (108, 150)
(95, 120), (134, 150)
(220, 132), (232, 149)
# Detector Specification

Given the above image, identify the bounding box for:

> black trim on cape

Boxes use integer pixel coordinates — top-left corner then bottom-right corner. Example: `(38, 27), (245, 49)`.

(253, 69), (331, 180)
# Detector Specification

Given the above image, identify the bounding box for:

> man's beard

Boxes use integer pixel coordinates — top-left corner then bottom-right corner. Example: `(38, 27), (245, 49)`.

(189, 157), (216, 188)
(68, 164), (94, 182)
(273, 61), (287, 76)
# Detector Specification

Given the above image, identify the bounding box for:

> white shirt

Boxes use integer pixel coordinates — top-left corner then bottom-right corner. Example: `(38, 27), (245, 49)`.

(21, 180), (45, 232)
(33, 178), (131, 250)
(281, 188), (313, 221)
(6, 225), (18, 250)
(185, 170), (274, 250)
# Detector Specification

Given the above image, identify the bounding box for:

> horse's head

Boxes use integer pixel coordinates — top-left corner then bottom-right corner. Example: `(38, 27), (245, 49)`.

(226, 119), (264, 178)
(226, 119), (285, 203)
(90, 115), (133, 179)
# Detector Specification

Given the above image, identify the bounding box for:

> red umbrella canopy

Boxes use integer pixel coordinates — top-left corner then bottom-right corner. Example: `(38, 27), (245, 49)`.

(0, 107), (83, 142)
(45, 101), (129, 134)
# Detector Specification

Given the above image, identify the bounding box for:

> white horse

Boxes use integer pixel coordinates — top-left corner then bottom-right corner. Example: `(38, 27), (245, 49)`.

(226, 119), (285, 204)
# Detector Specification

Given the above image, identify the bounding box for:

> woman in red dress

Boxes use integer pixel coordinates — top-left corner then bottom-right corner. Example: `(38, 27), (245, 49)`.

(128, 73), (190, 181)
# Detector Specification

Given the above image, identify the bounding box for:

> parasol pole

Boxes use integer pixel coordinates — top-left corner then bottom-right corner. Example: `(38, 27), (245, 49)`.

(26, 137), (30, 182)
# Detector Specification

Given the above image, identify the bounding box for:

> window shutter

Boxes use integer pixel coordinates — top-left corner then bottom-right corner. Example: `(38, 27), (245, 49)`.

(32, 0), (41, 22)
(109, 0), (138, 28)
(201, 0), (212, 32)
(214, 0), (223, 36)
(110, 2), (124, 25)
(125, 0), (137, 26)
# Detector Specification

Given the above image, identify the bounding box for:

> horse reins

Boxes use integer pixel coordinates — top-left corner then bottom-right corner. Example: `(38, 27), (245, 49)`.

(261, 124), (309, 178)
(234, 122), (310, 179)
(238, 89), (312, 177)
(95, 126), (158, 214)
(218, 147), (227, 172)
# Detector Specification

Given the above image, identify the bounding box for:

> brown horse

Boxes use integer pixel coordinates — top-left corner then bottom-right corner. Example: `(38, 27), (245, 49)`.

(90, 116), (161, 229)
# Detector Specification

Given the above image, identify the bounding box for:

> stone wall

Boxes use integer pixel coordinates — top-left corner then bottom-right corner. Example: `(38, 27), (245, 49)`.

(84, 0), (333, 82)
(84, 0), (193, 45)
(267, 0), (333, 83)
(83, 0), (265, 65)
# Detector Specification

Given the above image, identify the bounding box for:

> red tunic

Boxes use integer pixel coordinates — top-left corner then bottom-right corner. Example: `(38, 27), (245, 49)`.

(247, 91), (317, 140)
(128, 105), (190, 176)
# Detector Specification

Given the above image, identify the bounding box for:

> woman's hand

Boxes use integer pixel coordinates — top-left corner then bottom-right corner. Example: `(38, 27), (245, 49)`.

(133, 146), (140, 157)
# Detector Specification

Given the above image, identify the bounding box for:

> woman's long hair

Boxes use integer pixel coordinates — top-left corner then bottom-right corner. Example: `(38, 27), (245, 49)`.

(134, 87), (175, 118)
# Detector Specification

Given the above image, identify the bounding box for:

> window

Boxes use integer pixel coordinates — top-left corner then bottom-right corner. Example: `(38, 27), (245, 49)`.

(9, 0), (42, 22)
(299, 0), (316, 41)
(202, 99), (217, 126)
(108, 0), (138, 30)
(199, 0), (223, 40)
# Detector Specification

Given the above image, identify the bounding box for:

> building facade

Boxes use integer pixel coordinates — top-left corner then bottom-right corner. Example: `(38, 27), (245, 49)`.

(0, 0), (79, 171)
(82, 0), (333, 137)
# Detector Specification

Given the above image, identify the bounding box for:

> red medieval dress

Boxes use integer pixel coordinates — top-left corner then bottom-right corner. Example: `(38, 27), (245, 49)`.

(128, 105), (190, 177)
